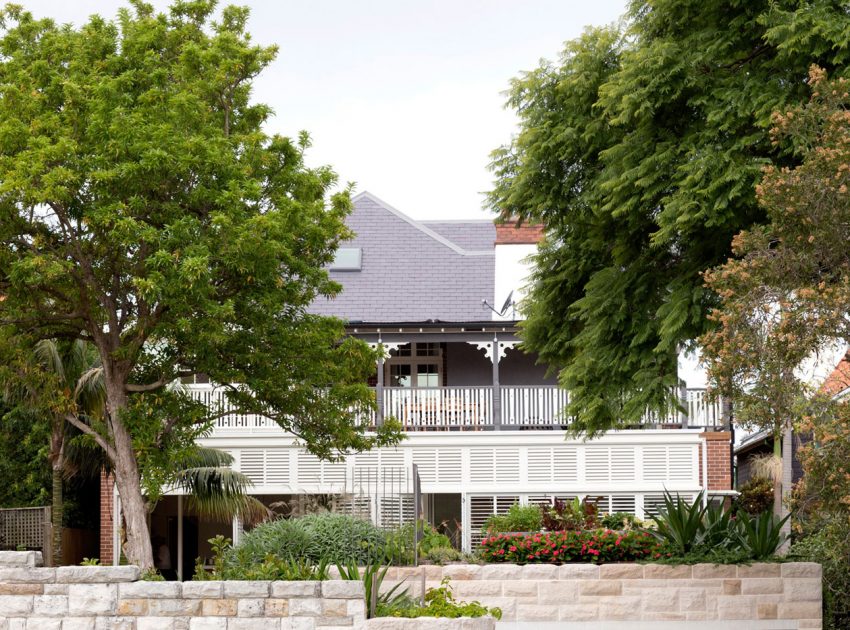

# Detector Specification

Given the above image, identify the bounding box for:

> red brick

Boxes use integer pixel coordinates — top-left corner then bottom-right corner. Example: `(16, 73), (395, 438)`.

(495, 221), (544, 245)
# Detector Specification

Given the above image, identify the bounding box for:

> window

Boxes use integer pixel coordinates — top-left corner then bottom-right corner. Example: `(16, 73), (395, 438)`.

(329, 248), (362, 271)
(386, 343), (443, 387)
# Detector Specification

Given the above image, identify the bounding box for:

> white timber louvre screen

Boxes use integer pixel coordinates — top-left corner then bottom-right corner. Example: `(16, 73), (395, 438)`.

(468, 495), (520, 550)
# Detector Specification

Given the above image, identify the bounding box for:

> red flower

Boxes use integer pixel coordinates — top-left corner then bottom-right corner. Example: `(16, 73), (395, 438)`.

(509, 545), (517, 552)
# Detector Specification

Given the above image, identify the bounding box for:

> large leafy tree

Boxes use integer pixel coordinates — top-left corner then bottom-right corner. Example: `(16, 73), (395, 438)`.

(701, 67), (850, 539)
(488, 0), (850, 434)
(0, 1), (398, 568)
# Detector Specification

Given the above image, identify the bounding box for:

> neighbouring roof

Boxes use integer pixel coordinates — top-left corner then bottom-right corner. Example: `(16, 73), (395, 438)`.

(310, 192), (496, 323)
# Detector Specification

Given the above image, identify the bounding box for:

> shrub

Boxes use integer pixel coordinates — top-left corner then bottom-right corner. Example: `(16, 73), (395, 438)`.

(378, 578), (502, 619)
(480, 529), (660, 564)
(384, 520), (455, 564)
(600, 512), (639, 530)
(225, 513), (387, 568)
(425, 546), (462, 565)
(194, 535), (331, 581)
(541, 497), (599, 531)
(651, 492), (708, 556)
(734, 477), (774, 515)
(483, 503), (542, 534)
(791, 524), (849, 630)
(733, 510), (789, 560)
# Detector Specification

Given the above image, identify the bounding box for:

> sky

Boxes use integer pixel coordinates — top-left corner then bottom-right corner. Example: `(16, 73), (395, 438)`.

(21, 0), (627, 220)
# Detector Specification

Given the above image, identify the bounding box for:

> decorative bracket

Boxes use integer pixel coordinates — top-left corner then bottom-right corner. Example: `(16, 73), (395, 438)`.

(497, 341), (518, 363)
(466, 340), (518, 364)
(368, 342), (406, 359)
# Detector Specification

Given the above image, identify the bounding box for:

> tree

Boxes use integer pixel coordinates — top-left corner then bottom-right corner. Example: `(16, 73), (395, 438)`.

(701, 66), (850, 532)
(488, 0), (850, 434)
(0, 2), (399, 569)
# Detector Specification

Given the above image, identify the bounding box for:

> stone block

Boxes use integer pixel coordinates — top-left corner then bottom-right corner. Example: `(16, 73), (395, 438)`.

(33, 594), (67, 615)
(643, 611), (687, 621)
(188, 620), (228, 630)
(271, 582), (319, 598)
(0, 551), (42, 567)
(737, 563), (781, 578)
(758, 602), (778, 619)
(237, 598), (265, 617)
(201, 598), (237, 616)
(119, 582), (180, 599)
(722, 579), (741, 595)
(117, 598), (149, 615)
(0, 596), (33, 615)
(313, 615), (354, 627)
(742, 578), (784, 595)
(519, 565), (559, 580)
(784, 578), (822, 602)
(136, 619), (176, 630)
(442, 565), (482, 581)
(181, 581), (223, 599)
(559, 565), (599, 580)
(536, 581), (578, 603)
(578, 580), (621, 596)
(228, 619), (280, 630)
(57, 566), (139, 583)
(778, 601), (823, 620)
(558, 603), (599, 621)
(221, 581), (270, 598)
(148, 598), (201, 616)
(0, 568), (56, 583)
(597, 596), (642, 620)
(643, 565), (693, 580)
(500, 580), (538, 597)
(61, 618), (96, 630)
(68, 584), (117, 615)
(321, 581), (364, 599)
(678, 588), (707, 612)
(95, 617), (136, 630)
(717, 595), (758, 620)
(798, 621), (823, 629)
(28, 619), (61, 630)
(451, 581), (502, 598)
(515, 603), (558, 621)
(643, 589), (679, 612)
(0, 584), (42, 595)
(693, 564), (737, 579)
(782, 563), (822, 578)
(600, 564), (644, 579)
(479, 565), (521, 580)
(290, 598), (323, 616)
(43, 584), (68, 595)
(321, 598), (348, 616)
(266, 598), (290, 616)
(686, 611), (714, 621)
(346, 599), (366, 618)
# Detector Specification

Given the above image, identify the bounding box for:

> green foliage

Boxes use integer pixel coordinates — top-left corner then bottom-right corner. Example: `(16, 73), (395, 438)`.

(378, 577), (501, 620)
(541, 498), (599, 531)
(651, 493), (708, 556)
(383, 520), (455, 564)
(337, 559), (410, 619)
(734, 477), (775, 516)
(600, 512), (640, 530)
(425, 546), (462, 565)
(482, 529), (659, 564)
(0, 0), (401, 565)
(791, 524), (849, 630)
(483, 504), (542, 534)
(139, 568), (165, 582)
(488, 1), (850, 434)
(225, 513), (388, 569)
(734, 511), (790, 561)
(80, 558), (100, 566)
(194, 534), (329, 581)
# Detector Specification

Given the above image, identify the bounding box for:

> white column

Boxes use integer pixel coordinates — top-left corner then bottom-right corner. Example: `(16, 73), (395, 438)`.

(177, 495), (184, 581)
(112, 487), (121, 566)
(232, 515), (242, 546)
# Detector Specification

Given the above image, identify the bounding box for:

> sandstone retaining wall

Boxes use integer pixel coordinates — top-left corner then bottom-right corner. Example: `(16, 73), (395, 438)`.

(380, 562), (822, 628)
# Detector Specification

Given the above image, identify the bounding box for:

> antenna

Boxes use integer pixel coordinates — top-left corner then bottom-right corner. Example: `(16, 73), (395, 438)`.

(482, 291), (515, 317)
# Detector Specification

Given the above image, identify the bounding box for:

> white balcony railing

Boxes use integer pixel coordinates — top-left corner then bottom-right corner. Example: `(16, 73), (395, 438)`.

(187, 384), (724, 434)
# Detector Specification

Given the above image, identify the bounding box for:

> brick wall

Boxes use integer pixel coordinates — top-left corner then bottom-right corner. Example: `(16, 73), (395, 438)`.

(99, 470), (114, 565)
(494, 221), (544, 245)
(702, 431), (732, 490)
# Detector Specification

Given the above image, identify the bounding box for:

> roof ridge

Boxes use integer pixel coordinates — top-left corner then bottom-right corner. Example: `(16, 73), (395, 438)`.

(352, 191), (493, 257)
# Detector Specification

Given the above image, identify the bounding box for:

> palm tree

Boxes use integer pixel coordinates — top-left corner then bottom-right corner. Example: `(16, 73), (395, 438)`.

(4, 339), (266, 565)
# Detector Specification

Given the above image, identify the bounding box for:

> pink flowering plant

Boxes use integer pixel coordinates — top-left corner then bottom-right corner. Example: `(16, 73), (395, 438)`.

(480, 529), (661, 564)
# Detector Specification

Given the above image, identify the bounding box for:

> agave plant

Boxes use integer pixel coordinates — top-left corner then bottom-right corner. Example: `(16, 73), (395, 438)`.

(734, 510), (790, 560)
(650, 491), (708, 555)
(337, 559), (410, 618)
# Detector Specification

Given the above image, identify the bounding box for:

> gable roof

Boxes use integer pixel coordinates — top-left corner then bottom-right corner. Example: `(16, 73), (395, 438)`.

(310, 191), (495, 323)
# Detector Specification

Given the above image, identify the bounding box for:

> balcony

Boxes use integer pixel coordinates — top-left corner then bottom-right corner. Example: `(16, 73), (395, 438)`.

(187, 384), (724, 435)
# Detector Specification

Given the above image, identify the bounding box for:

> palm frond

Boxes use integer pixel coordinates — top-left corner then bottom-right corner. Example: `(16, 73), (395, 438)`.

(177, 446), (235, 469)
(33, 339), (65, 382)
(174, 467), (268, 524)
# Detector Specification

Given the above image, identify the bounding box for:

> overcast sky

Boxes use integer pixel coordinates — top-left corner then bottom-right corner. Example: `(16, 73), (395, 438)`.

(21, 0), (627, 220)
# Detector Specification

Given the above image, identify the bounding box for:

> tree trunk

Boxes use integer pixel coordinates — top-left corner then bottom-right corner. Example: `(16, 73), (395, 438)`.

(103, 378), (154, 569)
(779, 417), (793, 553)
(51, 464), (62, 566)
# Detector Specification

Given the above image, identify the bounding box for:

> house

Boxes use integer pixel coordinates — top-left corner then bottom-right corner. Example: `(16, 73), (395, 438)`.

(99, 192), (733, 575)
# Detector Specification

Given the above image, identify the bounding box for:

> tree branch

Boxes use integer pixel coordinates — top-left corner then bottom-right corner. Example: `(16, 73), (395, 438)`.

(64, 413), (116, 461)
